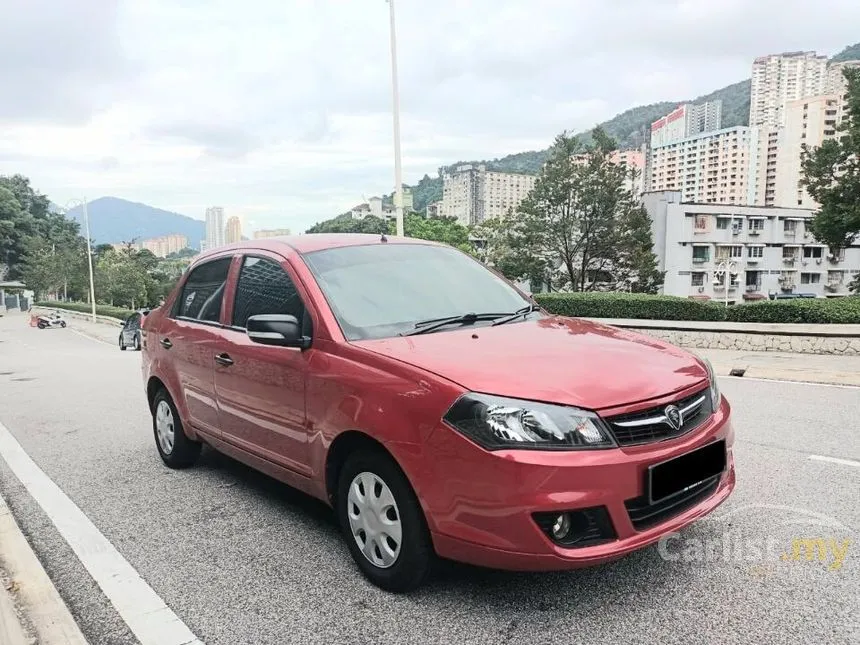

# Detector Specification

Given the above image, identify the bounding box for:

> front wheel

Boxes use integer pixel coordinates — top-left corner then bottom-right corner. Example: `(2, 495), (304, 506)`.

(37, 322), (46, 329)
(152, 389), (201, 468)
(59, 321), (66, 328)
(132, 333), (141, 351)
(336, 450), (434, 592)
(119, 335), (126, 351)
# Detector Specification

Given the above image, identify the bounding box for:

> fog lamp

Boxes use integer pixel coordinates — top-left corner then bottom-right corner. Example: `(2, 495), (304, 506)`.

(551, 513), (572, 540)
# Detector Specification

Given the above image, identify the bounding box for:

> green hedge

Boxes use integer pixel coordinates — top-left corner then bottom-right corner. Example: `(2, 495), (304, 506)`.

(533, 292), (860, 324)
(533, 292), (727, 321)
(724, 297), (860, 324)
(35, 301), (134, 320)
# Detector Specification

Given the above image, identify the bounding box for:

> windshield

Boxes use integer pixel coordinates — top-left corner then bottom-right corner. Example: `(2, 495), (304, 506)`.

(302, 243), (533, 340)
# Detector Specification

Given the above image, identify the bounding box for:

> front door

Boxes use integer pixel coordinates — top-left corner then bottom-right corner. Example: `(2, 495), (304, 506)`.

(214, 253), (312, 476)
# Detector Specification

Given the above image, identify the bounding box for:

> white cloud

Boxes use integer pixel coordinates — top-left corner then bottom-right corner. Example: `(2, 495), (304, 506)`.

(1, 0), (859, 233)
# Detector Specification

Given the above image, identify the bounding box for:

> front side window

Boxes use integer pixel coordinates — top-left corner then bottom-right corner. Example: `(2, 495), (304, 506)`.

(232, 256), (305, 328)
(303, 244), (533, 340)
(177, 257), (232, 322)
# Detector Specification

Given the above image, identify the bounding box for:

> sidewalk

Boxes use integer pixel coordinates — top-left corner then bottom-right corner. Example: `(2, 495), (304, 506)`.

(0, 494), (89, 644)
(699, 347), (860, 386)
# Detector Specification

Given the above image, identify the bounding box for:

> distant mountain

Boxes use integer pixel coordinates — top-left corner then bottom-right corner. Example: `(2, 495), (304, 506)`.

(66, 197), (205, 245)
(407, 41), (860, 212)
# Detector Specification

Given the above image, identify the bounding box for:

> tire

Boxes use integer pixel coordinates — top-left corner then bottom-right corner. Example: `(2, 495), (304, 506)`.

(119, 335), (126, 351)
(59, 321), (66, 328)
(37, 322), (46, 329)
(336, 449), (433, 592)
(133, 333), (141, 351)
(152, 389), (201, 468)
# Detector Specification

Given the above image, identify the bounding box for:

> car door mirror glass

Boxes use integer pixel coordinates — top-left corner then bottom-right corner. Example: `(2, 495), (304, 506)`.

(246, 314), (310, 348)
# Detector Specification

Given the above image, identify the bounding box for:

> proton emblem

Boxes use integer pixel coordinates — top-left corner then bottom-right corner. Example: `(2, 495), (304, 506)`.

(664, 405), (684, 431)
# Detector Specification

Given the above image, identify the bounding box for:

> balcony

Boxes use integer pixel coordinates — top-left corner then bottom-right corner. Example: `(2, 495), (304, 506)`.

(692, 256), (709, 264)
(749, 229), (761, 236)
(784, 229), (797, 237)
(782, 257), (798, 265)
(825, 283), (844, 293)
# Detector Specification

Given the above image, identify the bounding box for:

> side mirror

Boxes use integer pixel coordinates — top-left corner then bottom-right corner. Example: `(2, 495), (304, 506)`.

(246, 314), (310, 349)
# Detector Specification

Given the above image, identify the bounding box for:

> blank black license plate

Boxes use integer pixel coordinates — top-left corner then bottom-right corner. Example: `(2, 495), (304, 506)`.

(648, 440), (726, 504)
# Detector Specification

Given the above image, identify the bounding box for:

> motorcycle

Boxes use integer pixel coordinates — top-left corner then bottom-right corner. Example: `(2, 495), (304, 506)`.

(36, 312), (67, 329)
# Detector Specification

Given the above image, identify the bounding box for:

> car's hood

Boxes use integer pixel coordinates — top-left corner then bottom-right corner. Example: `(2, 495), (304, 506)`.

(354, 317), (708, 410)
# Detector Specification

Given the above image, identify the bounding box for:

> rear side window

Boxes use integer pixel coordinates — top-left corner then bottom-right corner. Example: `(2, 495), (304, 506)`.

(232, 257), (305, 328)
(177, 257), (232, 322)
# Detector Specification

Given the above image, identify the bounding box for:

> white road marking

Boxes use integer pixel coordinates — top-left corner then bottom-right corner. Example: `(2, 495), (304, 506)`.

(0, 420), (205, 645)
(809, 454), (860, 469)
(68, 328), (114, 346)
(720, 375), (860, 389)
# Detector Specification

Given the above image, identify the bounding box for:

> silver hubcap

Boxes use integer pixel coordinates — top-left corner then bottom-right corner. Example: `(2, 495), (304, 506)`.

(347, 472), (402, 569)
(155, 400), (175, 455)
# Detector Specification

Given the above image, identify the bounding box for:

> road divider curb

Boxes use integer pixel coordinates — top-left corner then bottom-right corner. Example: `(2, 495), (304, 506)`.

(0, 493), (89, 645)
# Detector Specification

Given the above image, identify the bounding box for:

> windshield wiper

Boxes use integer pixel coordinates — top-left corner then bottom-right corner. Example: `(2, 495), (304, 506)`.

(401, 312), (508, 336)
(491, 303), (540, 326)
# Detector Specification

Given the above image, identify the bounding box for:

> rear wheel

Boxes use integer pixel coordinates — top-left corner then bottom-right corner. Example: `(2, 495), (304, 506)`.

(59, 321), (66, 328)
(152, 389), (201, 468)
(132, 333), (141, 351)
(336, 449), (433, 592)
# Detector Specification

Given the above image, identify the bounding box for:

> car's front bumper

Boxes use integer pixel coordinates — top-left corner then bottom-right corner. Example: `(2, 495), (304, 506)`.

(412, 395), (735, 571)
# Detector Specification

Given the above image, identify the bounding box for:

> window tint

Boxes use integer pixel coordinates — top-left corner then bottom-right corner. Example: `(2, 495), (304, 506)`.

(177, 257), (232, 322)
(232, 256), (304, 328)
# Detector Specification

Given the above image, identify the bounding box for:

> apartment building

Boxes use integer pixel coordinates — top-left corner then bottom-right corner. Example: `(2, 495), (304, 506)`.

(644, 191), (860, 302)
(137, 234), (188, 258)
(749, 51), (828, 128)
(205, 206), (225, 249)
(573, 149), (645, 195)
(756, 94), (845, 208)
(649, 126), (759, 205)
(650, 100), (722, 148)
(440, 164), (536, 226)
(253, 228), (291, 239)
(825, 60), (860, 96)
(225, 216), (242, 244)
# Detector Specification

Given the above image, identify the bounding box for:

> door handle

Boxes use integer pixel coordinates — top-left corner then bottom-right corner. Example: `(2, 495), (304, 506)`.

(214, 353), (234, 367)
(160, 338), (173, 349)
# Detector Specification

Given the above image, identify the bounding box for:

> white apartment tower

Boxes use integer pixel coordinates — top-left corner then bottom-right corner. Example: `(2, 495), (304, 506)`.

(749, 52), (828, 127)
(440, 165), (536, 227)
(205, 206), (225, 250)
(650, 101), (723, 148)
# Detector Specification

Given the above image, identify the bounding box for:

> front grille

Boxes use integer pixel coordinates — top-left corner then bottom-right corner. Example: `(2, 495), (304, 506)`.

(605, 387), (712, 446)
(625, 476), (720, 531)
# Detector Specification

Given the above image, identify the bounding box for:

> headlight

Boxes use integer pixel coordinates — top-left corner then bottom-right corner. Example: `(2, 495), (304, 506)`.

(443, 393), (615, 451)
(702, 357), (721, 410)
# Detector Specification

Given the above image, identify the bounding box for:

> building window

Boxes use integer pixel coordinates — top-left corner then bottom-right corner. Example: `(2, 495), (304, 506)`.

(748, 246), (764, 258)
(800, 273), (821, 284)
(784, 220), (797, 233)
(716, 217), (730, 230)
(692, 246), (709, 262)
(803, 247), (823, 259)
(691, 273), (705, 287)
(732, 218), (743, 233)
(750, 219), (764, 231)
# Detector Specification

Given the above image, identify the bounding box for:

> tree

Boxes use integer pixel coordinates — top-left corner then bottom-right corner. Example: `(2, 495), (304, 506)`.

(497, 128), (645, 292)
(801, 67), (860, 251)
(305, 213), (389, 234)
(403, 213), (472, 252)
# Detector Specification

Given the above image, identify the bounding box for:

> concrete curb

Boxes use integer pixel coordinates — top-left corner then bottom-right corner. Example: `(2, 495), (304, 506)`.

(0, 494), (89, 644)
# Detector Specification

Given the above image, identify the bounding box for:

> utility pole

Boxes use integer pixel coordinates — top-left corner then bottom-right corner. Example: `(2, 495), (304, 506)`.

(82, 198), (97, 322)
(388, 0), (404, 237)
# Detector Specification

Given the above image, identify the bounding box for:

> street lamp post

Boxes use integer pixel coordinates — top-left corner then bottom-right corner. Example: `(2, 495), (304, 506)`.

(66, 198), (97, 323)
(714, 260), (737, 308)
(387, 0), (404, 237)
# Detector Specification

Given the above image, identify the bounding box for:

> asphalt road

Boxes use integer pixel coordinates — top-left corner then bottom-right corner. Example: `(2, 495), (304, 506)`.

(0, 314), (858, 645)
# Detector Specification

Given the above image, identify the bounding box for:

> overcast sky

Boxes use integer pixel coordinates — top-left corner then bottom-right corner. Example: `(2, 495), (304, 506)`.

(1, 0), (859, 234)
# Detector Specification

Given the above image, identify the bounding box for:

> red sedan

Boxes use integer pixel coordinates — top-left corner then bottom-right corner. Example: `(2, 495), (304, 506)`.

(141, 234), (735, 591)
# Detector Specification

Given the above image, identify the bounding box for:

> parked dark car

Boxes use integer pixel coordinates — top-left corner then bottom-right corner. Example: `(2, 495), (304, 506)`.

(119, 310), (149, 351)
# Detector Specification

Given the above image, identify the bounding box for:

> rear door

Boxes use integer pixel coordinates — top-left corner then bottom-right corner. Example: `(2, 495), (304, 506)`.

(159, 256), (234, 438)
(214, 252), (313, 476)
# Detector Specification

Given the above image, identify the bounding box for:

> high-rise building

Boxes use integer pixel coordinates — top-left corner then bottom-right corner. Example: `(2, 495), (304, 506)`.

(253, 229), (292, 239)
(650, 101), (723, 148)
(649, 126), (759, 205)
(826, 60), (860, 96)
(225, 216), (242, 244)
(440, 165), (536, 226)
(136, 234), (189, 258)
(749, 52), (828, 127)
(205, 207), (225, 249)
(756, 94), (846, 209)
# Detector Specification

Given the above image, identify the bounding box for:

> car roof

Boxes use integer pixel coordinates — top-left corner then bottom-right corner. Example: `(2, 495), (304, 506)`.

(196, 233), (443, 259)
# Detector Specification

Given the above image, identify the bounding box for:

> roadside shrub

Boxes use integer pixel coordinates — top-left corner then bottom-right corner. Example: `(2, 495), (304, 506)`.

(725, 296), (860, 324)
(35, 301), (134, 321)
(533, 292), (727, 321)
(533, 292), (860, 324)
